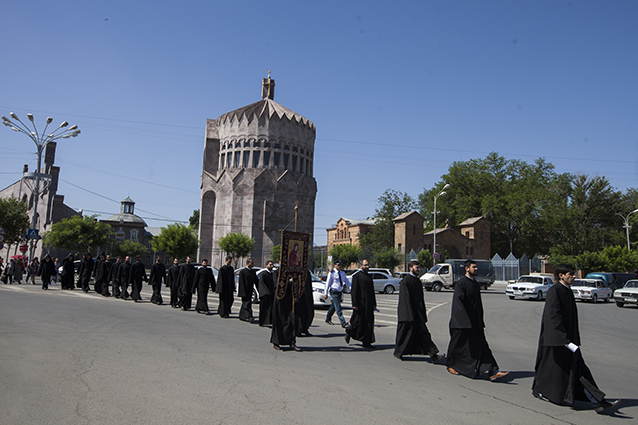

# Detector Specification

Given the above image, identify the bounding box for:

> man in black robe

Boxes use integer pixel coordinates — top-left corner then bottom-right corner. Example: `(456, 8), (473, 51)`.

(117, 256), (132, 300)
(178, 256), (196, 311)
(193, 259), (215, 314)
(38, 254), (56, 290)
(258, 260), (275, 326)
(110, 256), (122, 298)
(166, 258), (180, 308)
(446, 259), (508, 381)
(60, 254), (75, 290)
(148, 255), (166, 305)
(346, 259), (377, 348)
(394, 260), (443, 360)
(295, 269), (315, 337)
(238, 258), (257, 322)
(216, 256), (234, 317)
(93, 253), (106, 295)
(270, 276), (300, 351)
(76, 252), (94, 292)
(100, 254), (112, 296)
(532, 264), (620, 412)
(129, 255), (147, 302)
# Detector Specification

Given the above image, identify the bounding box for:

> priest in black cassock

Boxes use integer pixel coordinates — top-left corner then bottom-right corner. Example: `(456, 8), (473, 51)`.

(345, 259), (377, 348)
(238, 258), (257, 322)
(117, 256), (132, 300)
(446, 259), (508, 381)
(130, 255), (148, 302)
(394, 260), (444, 361)
(178, 256), (196, 311)
(258, 260), (275, 326)
(216, 256), (235, 318)
(270, 275), (300, 351)
(166, 258), (181, 308)
(295, 269), (315, 337)
(532, 264), (619, 413)
(193, 259), (215, 314)
(93, 253), (106, 295)
(148, 255), (166, 305)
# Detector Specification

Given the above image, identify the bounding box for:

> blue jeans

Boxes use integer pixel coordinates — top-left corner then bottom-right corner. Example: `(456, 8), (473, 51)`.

(326, 290), (346, 326)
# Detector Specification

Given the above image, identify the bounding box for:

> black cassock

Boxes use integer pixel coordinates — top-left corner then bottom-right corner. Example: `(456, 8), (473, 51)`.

(446, 275), (498, 378)
(93, 255), (105, 294)
(238, 267), (257, 322)
(129, 261), (148, 302)
(77, 256), (94, 291)
(394, 274), (438, 358)
(295, 270), (315, 336)
(258, 270), (275, 326)
(193, 267), (214, 313)
(270, 278), (295, 347)
(149, 262), (166, 305)
(166, 264), (181, 307)
(347, 270), (377, 346)
(532, 283), (606, 405)
(216, 264), (235, 317)
(100, 260), (112, 296)
(117, 261), (132, 299)
(178, 263), (196, 309)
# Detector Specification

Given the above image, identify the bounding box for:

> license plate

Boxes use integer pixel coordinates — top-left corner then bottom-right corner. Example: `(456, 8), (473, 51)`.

(514, 291), (523, 295)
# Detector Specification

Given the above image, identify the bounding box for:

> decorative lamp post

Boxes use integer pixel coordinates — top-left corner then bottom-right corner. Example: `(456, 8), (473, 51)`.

(2, 112), (80, 260)
(432, 183), (450, 264)
(617, 208), (638, 251)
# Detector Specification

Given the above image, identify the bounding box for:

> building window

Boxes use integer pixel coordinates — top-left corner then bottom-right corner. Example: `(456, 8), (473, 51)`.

(220, 153), (225, 169)
(243, 140), (250, 147)
(284, 145), (289, 150)
(292, 156), (297, 171)
(227, 153), (232, 169)
(253, 140), (260, 147)
(283, 154), (289, 170)
(130, 229), (138, 241)
(273, 152), (280, 169)
(465, 231), (470, 238)
(275, 143), (280, 149)
(263, 151), (270, 168)
(292, 146), (298, 152)
(300, 158), (304, 173)
(243, 151), (250, 168)
(264, 142), (270, 148)
(300, 149), (304, 155)
(253, 151), (260, 168)
(235, 151), (240, 168)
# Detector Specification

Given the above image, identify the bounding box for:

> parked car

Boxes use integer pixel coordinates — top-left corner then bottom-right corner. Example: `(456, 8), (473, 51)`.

(506, 274), (555, 300)
(350, 270), (402, 294)
(613, 280), (638, 308)
(585, 272), (635, 291)
(310, 271), (333, 308)
(571, 278), (612, 303)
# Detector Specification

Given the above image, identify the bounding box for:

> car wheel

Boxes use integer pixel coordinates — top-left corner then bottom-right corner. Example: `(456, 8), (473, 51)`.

(616, 301), (624, 307)
(432, 282), (443, 292)
(604, 294), (610, 303)
(592, 294), (598, 303)
(509, 296), (515, 300)
(536, 291), (543, 301)
(384, 285), (395, 294)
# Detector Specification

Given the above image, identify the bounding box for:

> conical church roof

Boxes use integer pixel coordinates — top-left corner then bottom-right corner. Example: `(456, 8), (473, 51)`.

(217, 97), (315, 130)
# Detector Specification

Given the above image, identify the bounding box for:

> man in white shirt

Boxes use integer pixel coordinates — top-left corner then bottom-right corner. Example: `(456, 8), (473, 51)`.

(323, 260), (351, 327)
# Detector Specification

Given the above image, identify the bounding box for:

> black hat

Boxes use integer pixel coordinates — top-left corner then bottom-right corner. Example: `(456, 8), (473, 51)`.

(334, 260), (342, 266)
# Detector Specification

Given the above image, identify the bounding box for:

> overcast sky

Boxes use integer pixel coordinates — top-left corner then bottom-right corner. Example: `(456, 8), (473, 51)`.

(1, 0), (636, 246)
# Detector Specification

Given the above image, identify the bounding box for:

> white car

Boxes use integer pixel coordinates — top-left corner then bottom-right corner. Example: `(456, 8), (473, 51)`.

(571, 278), (612, 303)
(310, 271), (333, 308)
(506, 275), (555, 301)
(614, 279), (638, 308)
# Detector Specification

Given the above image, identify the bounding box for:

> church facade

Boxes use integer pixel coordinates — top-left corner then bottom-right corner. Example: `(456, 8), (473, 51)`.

(198, 75), (317, 267)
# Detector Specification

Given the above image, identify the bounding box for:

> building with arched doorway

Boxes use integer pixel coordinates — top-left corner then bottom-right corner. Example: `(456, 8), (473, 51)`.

(198, 74), (317, 267)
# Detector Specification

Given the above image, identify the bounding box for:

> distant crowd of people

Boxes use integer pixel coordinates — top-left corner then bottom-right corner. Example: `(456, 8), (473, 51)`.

(1, 254), (621, 414)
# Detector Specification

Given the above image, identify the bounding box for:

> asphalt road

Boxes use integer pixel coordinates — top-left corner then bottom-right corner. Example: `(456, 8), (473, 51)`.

(1, 281), (636, 425)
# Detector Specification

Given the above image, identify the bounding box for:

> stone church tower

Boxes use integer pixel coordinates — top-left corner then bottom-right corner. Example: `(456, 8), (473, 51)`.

(198, 74), (317, 266)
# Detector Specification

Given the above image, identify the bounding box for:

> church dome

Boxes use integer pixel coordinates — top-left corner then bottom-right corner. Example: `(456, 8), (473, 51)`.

(217, 97), (315, 131)
(104, 197), (147, 226)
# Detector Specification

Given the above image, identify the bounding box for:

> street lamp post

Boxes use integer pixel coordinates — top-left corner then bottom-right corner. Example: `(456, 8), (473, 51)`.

(617, 208), (638, 251)
(432, 183), (450, 264)
(2, 112), (80, 261)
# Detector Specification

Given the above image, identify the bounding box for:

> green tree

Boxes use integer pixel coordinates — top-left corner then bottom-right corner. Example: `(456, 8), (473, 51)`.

(0, 196), (29, 246)
(43, 215), (113, 254)
(113, 240), (149, 258)
(416, 248), (433, 270)
(151, 223), (199, 260)
(329, 244), (360, 269)
(270, 244), (282, 263)
(217, 232), (255, 266)
(549, 245), (638, 276)
(189, 209), (200, 230)
(360, 189), (416, 252)
(374, 247), (402, 270)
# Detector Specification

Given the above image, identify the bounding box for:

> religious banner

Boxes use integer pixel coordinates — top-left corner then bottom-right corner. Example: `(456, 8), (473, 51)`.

(276, 230), (310, 301)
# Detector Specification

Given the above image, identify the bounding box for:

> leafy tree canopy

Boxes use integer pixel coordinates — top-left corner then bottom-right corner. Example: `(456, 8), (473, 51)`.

(217, 232), (255, 265)
(549, 245), (638, 276)
(113, 240), (149, 258)
(373, 247), (402, 270)
(359, 189), (416, 253)
(330, 244), (360, 269)
(0, 196), (29, 246)
(43, 215), (113, 254)
(189, 209), (199, 230)
(270, 244), (282, 263)
(151, 222), (199, 260)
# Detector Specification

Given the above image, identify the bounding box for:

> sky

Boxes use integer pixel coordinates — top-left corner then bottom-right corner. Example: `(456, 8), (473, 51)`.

(1, 0), (637, 246)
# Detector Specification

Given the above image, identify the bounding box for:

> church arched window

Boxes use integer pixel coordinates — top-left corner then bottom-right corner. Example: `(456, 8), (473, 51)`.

(253, 151), (260, 168)
(130, 229), (139, 241)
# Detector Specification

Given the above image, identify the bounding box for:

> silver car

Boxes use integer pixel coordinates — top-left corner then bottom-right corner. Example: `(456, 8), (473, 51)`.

(350, 270), (402, 294)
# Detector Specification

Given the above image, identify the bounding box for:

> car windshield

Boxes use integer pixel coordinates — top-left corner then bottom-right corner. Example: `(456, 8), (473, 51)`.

(624, 280), (638, 288)
(518, 276), (542, 284)
(429, 264), (443, 273)
(574, 280), (596, 288)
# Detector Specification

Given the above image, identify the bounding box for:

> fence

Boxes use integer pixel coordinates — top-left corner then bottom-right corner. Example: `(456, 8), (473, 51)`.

(492, 253), (543, 281)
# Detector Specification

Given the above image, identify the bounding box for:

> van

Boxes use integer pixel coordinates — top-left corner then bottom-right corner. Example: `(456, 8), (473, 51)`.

(420, 259), (494, 291)
(585, 272), (635, 291)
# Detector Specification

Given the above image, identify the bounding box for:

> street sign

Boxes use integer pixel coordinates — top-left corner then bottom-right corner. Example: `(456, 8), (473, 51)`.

(0, 235), (4, 243)
(27, 229), (40, 239)
(19, 245), (28, 252)
(433, 252), (440, 260)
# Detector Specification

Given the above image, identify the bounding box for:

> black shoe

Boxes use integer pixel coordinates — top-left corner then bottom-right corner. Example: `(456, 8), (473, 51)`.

(394, 353), (403, 360)
(345, 334), (351, 344)
(291, 344), (302, 352)
(342, 322), (350, 328)
(325, 320), (334, 325)
(430, 353), (446, 363)
(303, 331), (313, 336)
(594, 399), (620, 413)
(273, 344), (281, 351)
(362, 344), (375, 349)
(532, 390), (549, 402)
